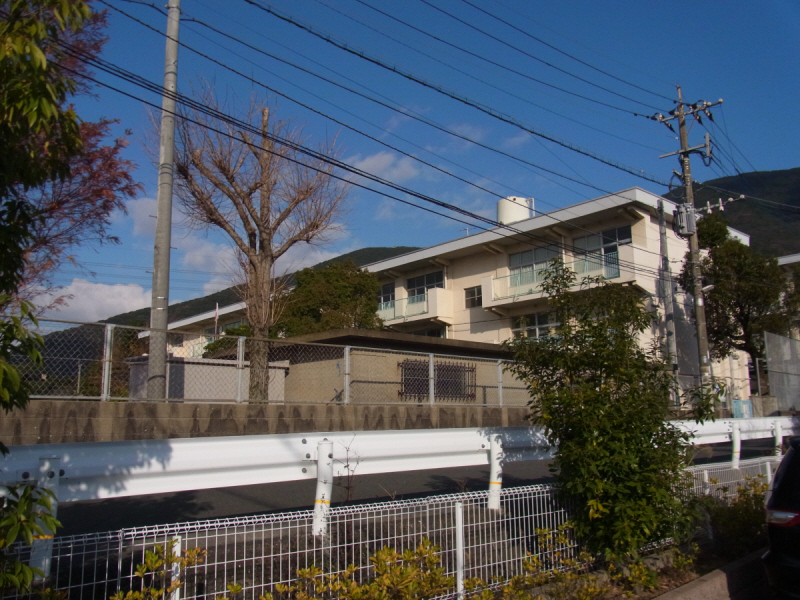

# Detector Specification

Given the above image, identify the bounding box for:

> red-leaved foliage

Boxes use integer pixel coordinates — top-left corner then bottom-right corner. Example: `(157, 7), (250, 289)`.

(18, 119), (142, 308)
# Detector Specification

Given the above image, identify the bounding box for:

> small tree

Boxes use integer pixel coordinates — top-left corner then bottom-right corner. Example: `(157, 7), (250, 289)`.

(277, 260), (382, 337)
(172, 91), (348, 401)
(679, 212), (800, 363)
(504, 261), (718, 556)
(15, 119), (140, 307)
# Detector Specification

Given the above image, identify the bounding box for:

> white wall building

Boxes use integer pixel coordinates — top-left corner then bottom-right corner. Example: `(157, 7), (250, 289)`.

(363, 187), (751, 400)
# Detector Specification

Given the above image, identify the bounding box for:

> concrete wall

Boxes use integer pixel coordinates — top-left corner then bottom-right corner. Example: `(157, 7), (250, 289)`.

(0, 400), (532, 446)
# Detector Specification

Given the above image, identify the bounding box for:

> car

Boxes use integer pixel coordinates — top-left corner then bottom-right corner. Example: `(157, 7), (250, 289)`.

(764, 435), (800, 598)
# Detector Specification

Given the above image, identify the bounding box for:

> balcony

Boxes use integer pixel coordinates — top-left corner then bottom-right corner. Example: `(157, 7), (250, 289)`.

(483, 246), (636, 309)
(377, 288), (453, 326)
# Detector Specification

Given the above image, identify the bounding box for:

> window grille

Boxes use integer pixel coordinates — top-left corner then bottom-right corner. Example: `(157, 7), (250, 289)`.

(398, 359), (477, 403)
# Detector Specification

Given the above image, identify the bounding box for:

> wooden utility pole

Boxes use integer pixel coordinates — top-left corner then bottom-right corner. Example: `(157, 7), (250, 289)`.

(654, 87), (722, 383)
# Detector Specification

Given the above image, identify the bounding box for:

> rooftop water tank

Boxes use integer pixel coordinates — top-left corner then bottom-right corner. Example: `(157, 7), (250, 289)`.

(497, 196), (533, 225)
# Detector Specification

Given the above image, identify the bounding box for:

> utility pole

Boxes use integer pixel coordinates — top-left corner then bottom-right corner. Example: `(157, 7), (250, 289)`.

(147, 0), (180, 400)
(657, 199), (678, 381)
(653, 86), (722, 383)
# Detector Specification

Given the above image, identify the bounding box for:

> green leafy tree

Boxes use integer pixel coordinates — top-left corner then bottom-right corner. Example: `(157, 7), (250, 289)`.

(0, 1), (93, 592)
(277, 260), (382, 337)
(504, 261), (719, 557)
(679, 212), (800, 363)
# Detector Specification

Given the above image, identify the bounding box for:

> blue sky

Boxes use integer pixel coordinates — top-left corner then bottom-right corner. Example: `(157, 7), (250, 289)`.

(44, 0), (800, 323)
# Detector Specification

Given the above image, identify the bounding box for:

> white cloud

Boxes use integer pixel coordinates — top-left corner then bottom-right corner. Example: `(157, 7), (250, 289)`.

(349, 151), (420, 183)
(450, 123), (487, 143)
(39, 279), (151, 323)
(503, 131), (531, 149)
(274, 244), (340, 274)
(126, 197), (158, 237)
(125, 197), (185, 238)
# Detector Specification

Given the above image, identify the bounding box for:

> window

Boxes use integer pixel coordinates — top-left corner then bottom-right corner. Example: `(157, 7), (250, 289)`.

(407, 271), (443, 301)
(511, 312), (559, 339)
(465, 285), (482, 308)
(398, 359), (476, 403)
(378, 282), (395, 310)
(508, 245), (560, 288)
(573, 225), (631, 278)
(409, 326), (445, 338)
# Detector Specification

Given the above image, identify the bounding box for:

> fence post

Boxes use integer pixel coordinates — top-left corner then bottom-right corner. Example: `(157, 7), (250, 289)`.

(235, 336), (246, 404)
(312, 439), (334, 537)
(488, 435), (503, 511)
(344, 346), (351, 405)
(454, 501), (464, 599)
(764, 460), (773, 485)
(756, 358), (762, 396)
(170, 535), (182, 600)
(31, 457), (60, 582)
(774, 421), (783, 456)
(702, 469), (710, 495)
(100, 324), (115, 401)
(731, 422), (741, 469)
(496, 361), (503, 407)
(429, 353), (435, 405)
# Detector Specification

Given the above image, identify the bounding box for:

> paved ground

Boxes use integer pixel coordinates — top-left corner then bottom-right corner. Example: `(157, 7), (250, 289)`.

(57, 438), (777, 536)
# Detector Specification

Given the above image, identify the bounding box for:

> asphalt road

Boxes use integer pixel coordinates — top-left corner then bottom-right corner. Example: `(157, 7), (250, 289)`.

(57, 438), (778, 537)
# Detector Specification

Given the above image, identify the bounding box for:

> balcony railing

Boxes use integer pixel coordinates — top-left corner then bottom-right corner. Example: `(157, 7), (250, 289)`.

(377, 293), (429, 321)
(493, 252), (620, 300)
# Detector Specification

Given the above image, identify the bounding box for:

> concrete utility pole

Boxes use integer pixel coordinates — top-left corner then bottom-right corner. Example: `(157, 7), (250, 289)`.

(147, 0), (180, 400)
(657, 199), (678, 379)
(654, 86), (722, 383)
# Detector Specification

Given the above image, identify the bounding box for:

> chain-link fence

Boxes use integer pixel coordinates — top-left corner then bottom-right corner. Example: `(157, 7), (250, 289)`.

(765, 331), (800, 413)
(19, 319), (530, 405)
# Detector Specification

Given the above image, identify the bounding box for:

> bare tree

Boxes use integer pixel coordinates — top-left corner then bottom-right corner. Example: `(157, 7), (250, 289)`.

(172, 93), (348, 401)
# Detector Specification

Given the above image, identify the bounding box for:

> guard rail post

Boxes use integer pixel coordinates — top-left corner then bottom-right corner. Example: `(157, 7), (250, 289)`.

(488, 434), (503, 511)
(100, 324), (115, 401)
(774, 421), (783, 456)
(312, 439), (334, 537)
(235, 336), (246, 403)
(31, 457), (60, 582)
(429, 353), (435, 405)
(731, 422), (741, 469)
(343, 346), (351, 404)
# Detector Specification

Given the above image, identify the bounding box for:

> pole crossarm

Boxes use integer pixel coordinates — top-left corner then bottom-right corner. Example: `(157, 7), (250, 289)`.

(0, 418), (795, 503)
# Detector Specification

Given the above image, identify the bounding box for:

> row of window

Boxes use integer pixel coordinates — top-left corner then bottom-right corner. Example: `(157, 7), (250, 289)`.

(379, 225), (633, 312)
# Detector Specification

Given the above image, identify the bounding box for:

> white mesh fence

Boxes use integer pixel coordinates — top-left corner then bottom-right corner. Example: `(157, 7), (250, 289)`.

(3, 456), (778, 600)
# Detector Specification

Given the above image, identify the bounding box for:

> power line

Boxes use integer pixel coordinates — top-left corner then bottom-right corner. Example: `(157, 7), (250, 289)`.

(493, 0), (677, 89)
(56, 52), (675, 285)
(310, 0), (667, 153)
(242, 0), (671, 186)
(349, 0), (647, 115)
(107, 0), (611, 198)
(416, 0), (666, 110)
(455, 0), (676, 103)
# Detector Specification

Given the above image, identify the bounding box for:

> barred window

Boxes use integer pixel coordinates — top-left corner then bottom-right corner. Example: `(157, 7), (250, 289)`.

(465, 285), (482, 308)
(398, 359), (476, 402)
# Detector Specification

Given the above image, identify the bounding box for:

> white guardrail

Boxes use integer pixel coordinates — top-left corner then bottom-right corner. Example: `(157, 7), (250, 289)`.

(0, 417), (797, 504)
